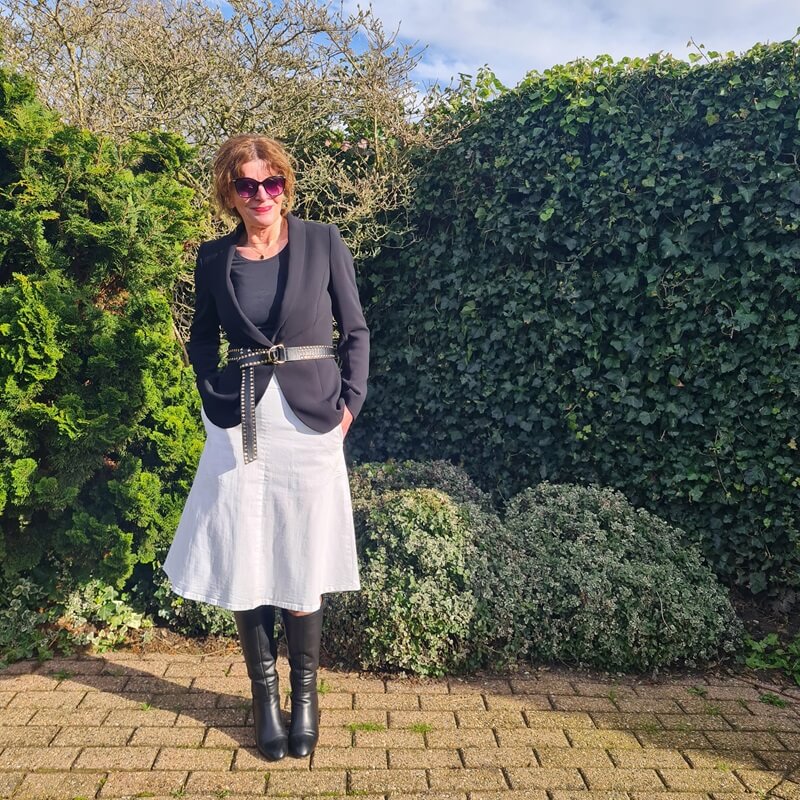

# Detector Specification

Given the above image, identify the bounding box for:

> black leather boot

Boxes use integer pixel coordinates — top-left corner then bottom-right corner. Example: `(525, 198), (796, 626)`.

(282, 606), (323, 758)
(233, 605), (289, 761)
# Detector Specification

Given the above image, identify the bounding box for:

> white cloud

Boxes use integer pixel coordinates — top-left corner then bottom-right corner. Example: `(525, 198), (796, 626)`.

(345, 0), (799, 87)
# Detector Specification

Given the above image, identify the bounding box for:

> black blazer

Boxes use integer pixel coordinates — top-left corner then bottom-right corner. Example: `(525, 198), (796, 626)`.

(187, 213), (369, 433)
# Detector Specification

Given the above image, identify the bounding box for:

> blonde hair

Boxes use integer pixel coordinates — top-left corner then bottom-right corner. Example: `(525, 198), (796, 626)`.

(211, 134), (296, 221)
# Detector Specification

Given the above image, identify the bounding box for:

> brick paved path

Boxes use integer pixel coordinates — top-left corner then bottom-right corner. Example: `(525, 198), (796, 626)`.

(1, 653), (799, 799)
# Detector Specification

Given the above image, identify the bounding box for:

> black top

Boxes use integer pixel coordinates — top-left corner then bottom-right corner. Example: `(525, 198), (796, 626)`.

(229, 244), (290, 339)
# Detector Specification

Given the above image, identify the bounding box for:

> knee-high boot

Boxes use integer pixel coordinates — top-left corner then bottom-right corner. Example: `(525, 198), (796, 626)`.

(233, 606), (289, 761)
(282, 606), (323, 758)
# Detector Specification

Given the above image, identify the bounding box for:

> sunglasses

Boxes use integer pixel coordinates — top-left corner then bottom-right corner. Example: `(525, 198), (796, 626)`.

(232, 175), (286, 199)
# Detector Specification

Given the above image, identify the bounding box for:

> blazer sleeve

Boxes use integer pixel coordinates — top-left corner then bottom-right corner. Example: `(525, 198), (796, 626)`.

(186, 248), (221, 383)
(329, 224), (370, 420)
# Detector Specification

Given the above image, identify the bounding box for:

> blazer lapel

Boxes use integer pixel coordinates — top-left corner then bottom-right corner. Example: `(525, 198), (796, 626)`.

(272, 213), (306, 341)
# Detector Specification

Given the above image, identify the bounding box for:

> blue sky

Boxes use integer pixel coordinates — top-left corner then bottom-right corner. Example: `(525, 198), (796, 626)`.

(342, 0), (799, 89)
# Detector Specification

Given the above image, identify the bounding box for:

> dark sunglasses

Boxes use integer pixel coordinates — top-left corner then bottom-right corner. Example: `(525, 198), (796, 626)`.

(232, 175), (286, 199)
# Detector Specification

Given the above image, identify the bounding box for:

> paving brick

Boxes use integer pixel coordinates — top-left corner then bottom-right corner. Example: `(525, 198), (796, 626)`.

(317, 691), (353, 709)
(355, 729), (424, 748)
(153, 690), (221, 710)
(102, 707), (179, 726)
(506, 767), (585, 790)
(755, 749), (800, 770)
(554, 695), (619, 712)
(682, 748), (762, 771)
(389, 710), (456, 729)
(420, 693), (487, 710)
(316, 674), (386, 693)
(635, 730), (711, 749)
(658, 713), (732, 731)
(28, 708), (108, 727)
(54, 675), (130, 693)
(450, 677), (513, 694)
(461, 746), (536, 768)
(745, 700), (799, 716)
(779, 732), (800, 749)
(428, 767), (508, 791)
(0, 674), (59, 692)
(191, 676), (249, 695)
(51, 725), (133, 746)
(724, 713), (800, 732)
(76, 691), (151, 709)
(735, 769), (800, 797)
(203, 725), (253, 748)
(582, 767), (664, 791)
(389, 747), (461, 768)
(348, 768), (427, 793)
(456, 709), (526, 728)
(185, 769), (267, 794)
(550, 793), (629, 800)
(608, 747), (690, 769)
(510, 678), (575, 694)
(591, 712), (661, 730)
(660, 768), (745, 792)
(266, 768), (347, 795)
(0, 745), (79, 770)
(0, 658), (40, 674)
(634, 683), (707, 699)
(567, 729), (642, 749)
(176, 707), (248, 727)
(316, 726), (352, 748)
(154, 745), (234, 770)
(0, 691), (15, 708)
(385, 677), (449, 693)
(12, 771), (106, 799)
(319, 708), (388, 727)
(165, 660), (232, 677)
(484, 693), (552, 711)
(536, 746), (613, 768)
(0, 773), (23, 797)
(573, 681), (638, 699)
(0, 724), (59, 746)
(355, 692), (420, 709)
(427, 728), (498, 748)
(496, 728), (571, 748)
(705, 730), (784, 750)
(130, 725), (206, 746)
(630, 794), (707, 800)
(704, 686), (764, 702)
(614, 697), (684, 713)
(6, 690), (86, 709)
(312, 745), (387, 768)
(73, 744), (159, 770)
(525, 710), (594, 729)
(392, 794), (466, 800)
(473, 793), (547, 800)
(677, 698), (753, 715)
(99, 769), (188, 797)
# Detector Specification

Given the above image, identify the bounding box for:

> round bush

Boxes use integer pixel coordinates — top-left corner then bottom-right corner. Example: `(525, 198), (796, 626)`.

(501, 482), (744, 671)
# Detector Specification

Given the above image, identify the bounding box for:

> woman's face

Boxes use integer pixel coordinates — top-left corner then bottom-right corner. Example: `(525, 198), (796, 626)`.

(229, 159), (284, 231)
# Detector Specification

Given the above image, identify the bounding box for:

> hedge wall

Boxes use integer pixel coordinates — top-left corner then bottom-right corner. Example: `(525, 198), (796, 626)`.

(352, 42), (800, 599)
(0, 68), (203, 592)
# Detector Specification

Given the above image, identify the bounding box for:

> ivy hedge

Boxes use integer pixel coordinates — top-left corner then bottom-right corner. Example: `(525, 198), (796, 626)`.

(0, 68), (203, 593)
(352, 42), (800, 599)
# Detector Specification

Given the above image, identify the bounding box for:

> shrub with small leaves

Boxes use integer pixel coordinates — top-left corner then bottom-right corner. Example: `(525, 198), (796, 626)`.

(500, 482), (744, 671)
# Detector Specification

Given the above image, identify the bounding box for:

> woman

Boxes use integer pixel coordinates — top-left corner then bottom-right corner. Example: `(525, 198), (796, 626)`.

(163, 134), (369, 761)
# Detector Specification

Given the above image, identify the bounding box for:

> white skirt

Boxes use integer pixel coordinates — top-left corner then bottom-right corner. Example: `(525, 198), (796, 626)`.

(162, 373), (360, 612)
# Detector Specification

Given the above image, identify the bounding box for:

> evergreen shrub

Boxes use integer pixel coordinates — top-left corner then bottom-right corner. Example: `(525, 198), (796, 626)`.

(502, 482), (744, 670)
(353, 41), (800, 600)
(0, 67), (202, 595)
(324, 461), (515, 675)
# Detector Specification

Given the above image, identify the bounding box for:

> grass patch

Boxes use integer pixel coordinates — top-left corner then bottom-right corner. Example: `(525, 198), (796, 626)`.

(687, 686), (708, 698)
(409, 722), (433, 734)
(345, 722), (386, 733)
(759, 692), (788, 708)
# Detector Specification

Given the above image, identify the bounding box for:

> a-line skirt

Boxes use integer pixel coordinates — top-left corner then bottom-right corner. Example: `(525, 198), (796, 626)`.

(162, 373), (360, 612)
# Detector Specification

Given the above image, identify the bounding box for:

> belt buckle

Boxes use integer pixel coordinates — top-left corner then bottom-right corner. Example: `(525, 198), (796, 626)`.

(268, 343), (287, 364)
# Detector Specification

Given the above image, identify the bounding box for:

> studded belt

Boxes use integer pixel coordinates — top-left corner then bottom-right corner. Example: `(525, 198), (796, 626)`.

(228, 344), (336, 463)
